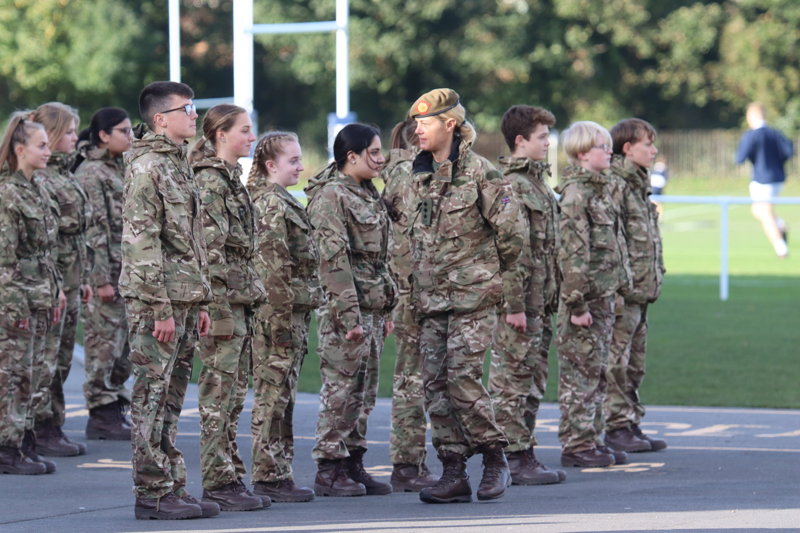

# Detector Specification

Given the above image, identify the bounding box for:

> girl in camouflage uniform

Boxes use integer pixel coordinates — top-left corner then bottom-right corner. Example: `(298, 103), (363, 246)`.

(249, 132), (322, 503)
(73, 107), (134, 441)
(0, 113), (62, 475)
(190, 104), (267, 511)
(305, 124), (397, 497)
(30, 102), (92, 457)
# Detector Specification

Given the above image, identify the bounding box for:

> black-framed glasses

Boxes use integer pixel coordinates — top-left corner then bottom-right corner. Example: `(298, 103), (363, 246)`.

(592, 143), (611, 151)
(113, 127), (132, 135)
(159, 103), (196, 116)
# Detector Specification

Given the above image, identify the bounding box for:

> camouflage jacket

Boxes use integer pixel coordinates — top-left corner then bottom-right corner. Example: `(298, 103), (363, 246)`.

(557, 165), (631, 314)
(499, 156), (561, 316)
(305, 165), (397, 332)
(0, 170), (61, 319)
(74, 145), (124, 289)
(251, 177), (324, 344)
(34, 152), (91, 291)
(381, 147), (416, 294)
(408, 140), (526, 317)
(194, 155), (266, 336)
(610, 155), (665, 304)
(119, 131), (211, 321)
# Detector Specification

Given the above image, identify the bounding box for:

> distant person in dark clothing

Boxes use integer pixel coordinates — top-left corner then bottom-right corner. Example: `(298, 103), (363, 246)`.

(736, 102), (794, 258)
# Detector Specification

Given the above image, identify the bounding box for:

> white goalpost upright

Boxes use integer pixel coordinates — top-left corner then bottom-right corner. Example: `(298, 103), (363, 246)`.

(169, 0), (353, 154)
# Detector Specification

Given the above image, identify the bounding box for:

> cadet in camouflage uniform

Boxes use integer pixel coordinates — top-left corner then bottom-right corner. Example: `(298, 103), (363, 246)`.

(30, 102), (92, 458)
(120, 81), (216, 521)
(249, 131), (322, 503)
(488, 105), (565, 485)
(74, 107), (134, 441)
(603, 118), (667, 453)
(407, 89), (526, 504)
(0, 114), (62, 475)
(381, 119), (437, 492)
(305, 123), (397, 498)
(190, 104), (267, 511)
(556, 121), (632, 468)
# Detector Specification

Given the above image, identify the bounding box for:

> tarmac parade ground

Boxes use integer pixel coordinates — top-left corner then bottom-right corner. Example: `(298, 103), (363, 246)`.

(0, 353), (798, 533)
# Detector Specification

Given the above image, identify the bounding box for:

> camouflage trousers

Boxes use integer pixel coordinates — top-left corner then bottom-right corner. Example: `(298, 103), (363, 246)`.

(420, 307), (507, 458)
(127, 300), (198, 499)
(33, 286), (81, 426)
(197, 304), (252, 490)
(251, 310), (311, 482)
(605, 301), (649, 431)
(0, 310), (49, 447)
(556, 295), (615, 454)
(312, 307), (384, 461)
(488, 308), (554, 453)
(82, 295), (131, 410)
(389, 292), (429, 466)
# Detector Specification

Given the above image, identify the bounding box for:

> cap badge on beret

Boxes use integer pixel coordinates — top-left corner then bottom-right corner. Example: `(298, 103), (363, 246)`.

(417, 102), (430, 115)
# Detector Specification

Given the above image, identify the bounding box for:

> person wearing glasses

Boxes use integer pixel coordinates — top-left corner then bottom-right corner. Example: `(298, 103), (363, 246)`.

(555, 121), (632, 468)
(120, 81), (216, 520)
(73, 107), (135, 442)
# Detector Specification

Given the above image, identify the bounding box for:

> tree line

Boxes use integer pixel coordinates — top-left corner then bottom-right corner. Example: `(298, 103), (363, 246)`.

(2, 0), (798, 147)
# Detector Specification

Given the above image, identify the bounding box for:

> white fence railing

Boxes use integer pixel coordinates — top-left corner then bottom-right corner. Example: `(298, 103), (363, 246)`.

(288, 191), (799, 302)
(653, 195), (800, 301)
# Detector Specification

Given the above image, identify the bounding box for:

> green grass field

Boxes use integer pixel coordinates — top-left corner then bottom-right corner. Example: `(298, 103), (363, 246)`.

(294, 176), (800, 409)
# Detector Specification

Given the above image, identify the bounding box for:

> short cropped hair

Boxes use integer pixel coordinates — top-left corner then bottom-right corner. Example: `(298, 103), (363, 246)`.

(562, 121), (611, 165)
(501, 105), (556, 152)
(139, 81), (194, 130)
(610, 118), (656, 155)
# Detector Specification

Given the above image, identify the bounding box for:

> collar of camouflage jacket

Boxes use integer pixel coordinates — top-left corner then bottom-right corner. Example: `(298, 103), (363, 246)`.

(558, 164), (609, 188)
(498, 156), (551, 181)
(78, 142), (123, 169)
(411, 137), (471, 182)
(130, 130), (189, 159)
(611, 154), (649, 190)
(47, 151), (75, 174)
(250, 176), (304, 209)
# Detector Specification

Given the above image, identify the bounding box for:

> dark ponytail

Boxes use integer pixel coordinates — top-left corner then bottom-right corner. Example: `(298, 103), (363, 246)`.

(85, 107), (129, 147)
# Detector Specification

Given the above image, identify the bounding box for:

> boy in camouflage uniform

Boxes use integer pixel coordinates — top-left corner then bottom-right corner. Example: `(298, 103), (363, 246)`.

(120, 81), (215, 520)
(249, 132), (322, 503)
(382, 119), (437, 492)
(407, 89), (526, 504)
(488, 105), (565, 485)
(556, 121), (632, 468)
(0, 114), (61, 475)
(603, 118), (667, 453)
(74, 107), (134, 441)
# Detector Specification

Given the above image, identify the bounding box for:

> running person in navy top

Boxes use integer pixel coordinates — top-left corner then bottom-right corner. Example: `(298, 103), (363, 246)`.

(736, 102), (794, 258)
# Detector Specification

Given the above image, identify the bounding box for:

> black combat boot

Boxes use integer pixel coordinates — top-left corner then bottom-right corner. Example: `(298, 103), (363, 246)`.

(419, 451), (471, 504)
(86, 401), (131, 440)
(134, 493), (202, 520)
(604, 427), (651, 452)
(390, 462), (438, 492)
(253, 478), (315, 503)
(345, 448), (392, 495)
(0, 445), (47, 475)
(21, 429), (56, 473)
(476, 444), (510, 501)
(201, 481), (263, 511)
(631, 424), (667, 451)
(34, 418), (81, 456)
(314, 459), (366, 497)
(506, 447), (564, 485)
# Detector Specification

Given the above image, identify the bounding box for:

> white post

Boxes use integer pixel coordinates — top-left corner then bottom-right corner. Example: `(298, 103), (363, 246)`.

(233, 0), (254, 114)
(168, 0), (181, 82)
(720, 198), (730, 301)
(335, 0), (349, 119)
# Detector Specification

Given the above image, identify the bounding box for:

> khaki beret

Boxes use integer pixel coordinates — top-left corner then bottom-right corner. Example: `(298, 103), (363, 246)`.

(408, 88), (462, 119)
